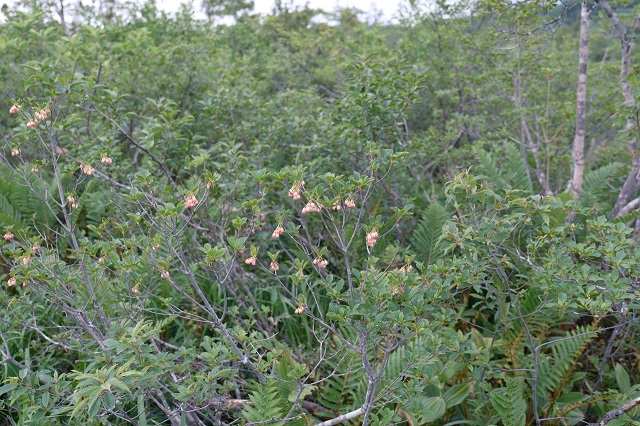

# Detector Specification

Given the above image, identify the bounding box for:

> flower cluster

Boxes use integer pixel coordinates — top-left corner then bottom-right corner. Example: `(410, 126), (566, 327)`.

(331, 200), (341, 211)
(312, 257), (328, 269)
(391, 286), (404, 296)
(67, 195), (79, 209)
(160, 269), (170, 279)
(22, 256), (31, 266)
(272, 224), (284, 238)
(288, 181), (305, 200)
(345, 197), (356, 208)
(80, 163), (95, 175)
(10, 148), (21, 157)
(366, 229), (379, 247)
(270, 261), (279, 272)
(184, 195), (199, 209)
(244, 256), (257, 265)
(3, 232), (14, 240)
(9, 105), (20, 114)
(294, 304), (305, 314)
(100, 155), (113, 164)
(34, 108), (51, 121)
(26, 120), (38, 128)
(399, 264), (413, 273)
(302, 201), (321, 214)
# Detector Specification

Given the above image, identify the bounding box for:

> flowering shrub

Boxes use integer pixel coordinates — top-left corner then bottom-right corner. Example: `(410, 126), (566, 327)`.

(0, 5), (639, 426)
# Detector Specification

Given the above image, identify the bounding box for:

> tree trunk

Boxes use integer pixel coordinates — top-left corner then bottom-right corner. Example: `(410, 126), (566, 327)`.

(572, 0), (591, 201)
(598, 0), (640, 216)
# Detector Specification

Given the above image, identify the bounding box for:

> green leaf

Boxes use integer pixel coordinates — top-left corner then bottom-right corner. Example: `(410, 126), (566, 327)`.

(138, 394), (148, 426)
(107, 377), (132, 396)
(615, 363), (631, 394)
(420, 396), (447, 423)
(0, 383), (18, 395)
(444, 382), (472, 408)
(87, 392), (102, 417)
(288, 385), (317, 403)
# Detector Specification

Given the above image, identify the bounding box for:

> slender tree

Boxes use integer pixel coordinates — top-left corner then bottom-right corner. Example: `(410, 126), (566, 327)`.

(572, 0), (592, 201)
(598, 0), (640, 217)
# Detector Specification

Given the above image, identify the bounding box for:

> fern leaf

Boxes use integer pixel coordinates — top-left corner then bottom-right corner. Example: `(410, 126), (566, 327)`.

(489, 378), (526, 426)
(241, 380), (285, 425)
(536, 326), (595, 411)
(412, 202), (448, 265)
(611, 208), (640, 225)
(581, 162), (624, 208)
(503, 143), (532, 193)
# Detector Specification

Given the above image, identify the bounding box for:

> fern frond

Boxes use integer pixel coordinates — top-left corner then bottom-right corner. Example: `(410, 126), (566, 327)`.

(503, 143), (532, 193)
(473, 142), (532, 193)
(474, 146), (503, 184)
(611, 208), (640, 225)
(536, 326), (595, 411)
(489, 378), (526, 426)
(412, 202), (448, 265)
(241, 380), (285, 425)
(581, 162), (624, 208)
(317, 351), (365, 422)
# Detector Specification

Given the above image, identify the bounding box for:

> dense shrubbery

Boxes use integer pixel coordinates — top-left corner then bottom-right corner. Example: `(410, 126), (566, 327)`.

(1, 0), (640, 425)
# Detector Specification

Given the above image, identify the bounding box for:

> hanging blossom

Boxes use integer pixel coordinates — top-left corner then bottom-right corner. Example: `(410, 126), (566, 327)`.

(9, 105), (20, 114)
(287, 180), (305, 200)
(301, 201), (321, 214)
(7, 277), (16, 287)
(391, 286), (404, 296)
(399, 264), (413, 273)
(184, 195), (199, 209)
(34, 108), (51, 121)
(366, 229), (379, 247)
(272, 224), (284, 238)
(294, 303), (305, 314)
(345, 197), (356, 208)
(10, 148), (21, 157)
(270, 261), (279, 272)
(313, 257), (328, 269)
(244, 256), (257, 266)
(67, 195), (79, 209)
(80, 163), (95, 175)
(100, 155), (113, 164)
(3, 231), (14, 241)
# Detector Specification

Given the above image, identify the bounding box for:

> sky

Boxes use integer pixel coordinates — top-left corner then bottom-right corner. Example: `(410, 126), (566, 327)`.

(156, 0), (404, 22)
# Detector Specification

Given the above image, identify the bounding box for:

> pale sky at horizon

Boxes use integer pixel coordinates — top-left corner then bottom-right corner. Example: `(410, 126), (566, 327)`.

(156, 0), (404, 21)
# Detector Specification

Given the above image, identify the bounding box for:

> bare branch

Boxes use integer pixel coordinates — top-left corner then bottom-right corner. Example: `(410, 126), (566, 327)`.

(588, 395), (640, 426)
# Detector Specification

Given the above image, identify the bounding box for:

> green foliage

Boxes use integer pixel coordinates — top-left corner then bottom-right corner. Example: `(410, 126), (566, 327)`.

(0, 2), (639, 426)
(489, 378), (527, 426)
(241, 380), (286, 425)
(412, 202), (448, 265)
